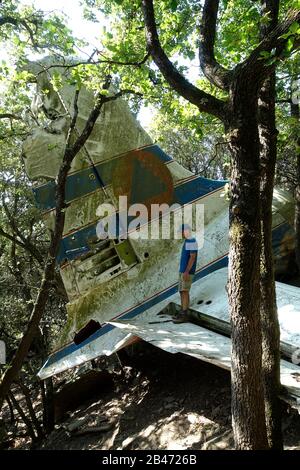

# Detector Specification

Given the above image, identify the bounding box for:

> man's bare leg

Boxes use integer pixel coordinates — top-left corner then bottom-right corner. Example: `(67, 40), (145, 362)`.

(180, 291), (184, 311)
(180, 291), (189, 312)
(174, 291), (189, 323)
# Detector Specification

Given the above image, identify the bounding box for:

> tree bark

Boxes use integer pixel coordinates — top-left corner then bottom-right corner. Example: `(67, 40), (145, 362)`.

(6, 395), (15, 425)
(292, 100), (300, 270)
(140, 0), (299, 451)
(18, 381), (44, 440)
(141, 0), (227, 120)
(228, 79), (268, 449)
(258, 0), (282, 450)
(40, 327), (55, 434)
(199, 0), (232, 90)
(259, 73), (282, 449)
(8, 391), (37, 442)
(41, 377), (54, 434)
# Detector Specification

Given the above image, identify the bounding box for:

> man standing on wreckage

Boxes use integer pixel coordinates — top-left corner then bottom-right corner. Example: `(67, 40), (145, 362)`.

(173, 223), (198, 324)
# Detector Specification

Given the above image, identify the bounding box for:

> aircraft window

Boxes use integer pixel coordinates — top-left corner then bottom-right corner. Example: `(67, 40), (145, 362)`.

(91, 240), (121, 276)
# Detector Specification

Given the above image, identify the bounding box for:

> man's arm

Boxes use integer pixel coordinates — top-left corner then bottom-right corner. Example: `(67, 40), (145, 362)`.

(183, 253), (197, 280)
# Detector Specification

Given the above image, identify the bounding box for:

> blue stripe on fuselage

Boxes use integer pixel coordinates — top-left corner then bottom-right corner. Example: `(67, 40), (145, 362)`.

(42, 220), (292, 370)
(56, 176), (227, 264)
(33, 144), (173, 211)
(43, 254), (229, 369)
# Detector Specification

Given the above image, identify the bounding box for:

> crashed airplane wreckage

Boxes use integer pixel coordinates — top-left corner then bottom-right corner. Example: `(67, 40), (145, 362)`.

(23, 59), (300, 409)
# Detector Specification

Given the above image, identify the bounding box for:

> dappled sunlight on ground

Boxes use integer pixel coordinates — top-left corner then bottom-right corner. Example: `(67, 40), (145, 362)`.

(6, 343), (299, 450)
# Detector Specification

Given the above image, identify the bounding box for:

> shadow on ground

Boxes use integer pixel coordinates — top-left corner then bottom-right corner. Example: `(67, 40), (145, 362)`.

(7, 342), (300, 450)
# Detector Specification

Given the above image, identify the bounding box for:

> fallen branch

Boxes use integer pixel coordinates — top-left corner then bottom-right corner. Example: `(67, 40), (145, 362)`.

(71, 422), (114, 436)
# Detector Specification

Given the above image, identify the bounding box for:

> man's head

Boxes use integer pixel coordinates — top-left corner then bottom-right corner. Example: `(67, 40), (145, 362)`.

(180, 223), (191, 239)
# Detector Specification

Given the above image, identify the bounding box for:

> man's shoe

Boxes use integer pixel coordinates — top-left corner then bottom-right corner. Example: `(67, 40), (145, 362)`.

(172, 313), (189, 324)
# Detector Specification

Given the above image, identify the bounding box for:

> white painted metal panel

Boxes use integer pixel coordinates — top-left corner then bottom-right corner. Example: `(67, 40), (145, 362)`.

(108, 308), (300, 400)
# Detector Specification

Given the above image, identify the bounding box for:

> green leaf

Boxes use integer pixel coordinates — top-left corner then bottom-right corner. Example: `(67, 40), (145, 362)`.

(265, 56), (277, 66)
(289, 21), (300, 35)
(169, 0), (179, 12)
(259, 50), (271, 59)
(286, 37), (294, 53)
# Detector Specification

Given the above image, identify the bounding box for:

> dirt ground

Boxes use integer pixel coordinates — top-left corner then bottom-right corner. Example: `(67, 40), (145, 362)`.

(4, 342), (300, 451)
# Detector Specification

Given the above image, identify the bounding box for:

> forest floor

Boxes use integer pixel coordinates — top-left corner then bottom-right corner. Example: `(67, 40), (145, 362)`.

(4, 342), (300, 450)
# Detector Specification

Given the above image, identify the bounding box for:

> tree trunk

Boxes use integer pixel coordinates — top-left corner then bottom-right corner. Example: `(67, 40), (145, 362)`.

(18, 381), (44, 440)
(40, 377), (55, 434)
(257, 0), (282, 449)
(6, 395), (15, 425)
(292, 101), (300, 270)
(0, 257), (57, 411)
(8, 391), (37, 442)
(40, 327), (55, 434)
(259, 73), (282, 449)
(228, 83), (269, 449)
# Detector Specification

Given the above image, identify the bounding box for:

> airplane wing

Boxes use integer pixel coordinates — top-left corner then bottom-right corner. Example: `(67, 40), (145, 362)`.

(109, 267), (300, 409)
(38, 266), (300, 410)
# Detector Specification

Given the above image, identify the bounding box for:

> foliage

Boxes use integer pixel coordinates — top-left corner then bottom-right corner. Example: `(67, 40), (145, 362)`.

(0, 0), (299, 446)
(148, 107), (230, 179)
(0, 0), (77, 359)
(0, 1), (76, 442)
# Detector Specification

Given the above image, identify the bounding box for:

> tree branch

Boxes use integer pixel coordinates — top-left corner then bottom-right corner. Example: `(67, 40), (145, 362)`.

(0, 226), (44, 265)
(10, 238), (34, 315)
(69, 89), (143, 158)
(0, 113), (22, 120)
(8, 390), (37, 441)
(0, 16), (19, 28)
(36, 52), (151, 76)
(199, 0), (232, 90)
(0, 15), (49, 51)
(276, 98), (292, 104)
(141, 0), (227, 121)
(0, 227), (25, 248)
(239, 9), (300, 83)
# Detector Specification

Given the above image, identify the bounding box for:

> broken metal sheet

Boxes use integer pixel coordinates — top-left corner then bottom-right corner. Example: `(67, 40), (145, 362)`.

(107, 267), (300, 403)
(37, 257), (227, 379)
(37, 266), (300, 380)
(188, 267), (300, 347)
(108, 308), (300, 402)
(52, 219), (292, 349)
(37, 325), (135, 380)
(110, 314), (231, 370)
(23, 60), (153, 180)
